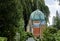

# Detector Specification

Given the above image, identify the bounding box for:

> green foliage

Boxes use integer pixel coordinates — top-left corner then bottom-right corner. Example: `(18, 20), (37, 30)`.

(19, 19), (33, 41)
(0, 0), (22, 41)
(20, 31), (33, 41)
(54, 30), (60, 41)
(40, 27), (60, 41)
(0, 37), (7, 41)
(43, 27), (57, 41)
(53, 11), (60, 29)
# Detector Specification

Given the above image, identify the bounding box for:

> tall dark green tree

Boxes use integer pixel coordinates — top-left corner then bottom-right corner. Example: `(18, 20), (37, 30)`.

(53, 10), (60, 29)
(0, 0), (22, 41)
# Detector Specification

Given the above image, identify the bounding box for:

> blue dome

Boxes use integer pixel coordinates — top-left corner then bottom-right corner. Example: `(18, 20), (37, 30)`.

(30, 9), (45, 21)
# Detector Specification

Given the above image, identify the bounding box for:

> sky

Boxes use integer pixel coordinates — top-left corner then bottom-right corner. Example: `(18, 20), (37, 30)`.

(45, 0), (60, 26)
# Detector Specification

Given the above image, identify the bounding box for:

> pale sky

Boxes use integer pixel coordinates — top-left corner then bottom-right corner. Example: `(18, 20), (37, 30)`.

(45, 0), (60, 26)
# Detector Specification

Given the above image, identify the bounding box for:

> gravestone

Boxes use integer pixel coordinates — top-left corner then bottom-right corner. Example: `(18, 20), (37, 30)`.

(26, 37), (35, 41)
(14, 32), (20, 41)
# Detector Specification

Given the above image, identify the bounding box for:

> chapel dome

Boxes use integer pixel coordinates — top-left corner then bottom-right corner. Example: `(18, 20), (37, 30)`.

(30, 9), (45, 21)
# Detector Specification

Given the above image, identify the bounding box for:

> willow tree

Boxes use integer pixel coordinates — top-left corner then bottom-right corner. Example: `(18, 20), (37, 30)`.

(20, 0), (50, 31)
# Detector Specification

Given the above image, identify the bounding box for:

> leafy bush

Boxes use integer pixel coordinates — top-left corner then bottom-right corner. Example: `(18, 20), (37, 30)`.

(20, 32), (33, 41)
(42, 27), (57, 41)
(0, 37), (7, 41)
(54, 30), (60, 41)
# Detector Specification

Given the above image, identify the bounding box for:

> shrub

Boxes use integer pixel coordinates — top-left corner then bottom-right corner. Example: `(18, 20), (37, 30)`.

(54, 30), (60, 41)
(20, 32), (33, 41)
(42, 27), (57, 41)
(0, 37), (7, 41)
